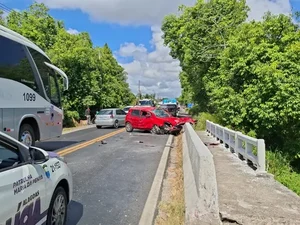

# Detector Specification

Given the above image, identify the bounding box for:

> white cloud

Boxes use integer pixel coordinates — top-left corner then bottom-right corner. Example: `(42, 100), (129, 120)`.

(0, 11), (9, 19)
(37, 0), (196, 25)
(37, 0), (293, 98)
(246, 0), (292, 21)
(116, 26), (182, 98)
(37, 0), (292, 26)
(66, 28), (80, 35)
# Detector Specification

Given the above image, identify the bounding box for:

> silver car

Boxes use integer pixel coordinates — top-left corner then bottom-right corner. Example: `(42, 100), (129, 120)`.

(95, 108), (126, 129)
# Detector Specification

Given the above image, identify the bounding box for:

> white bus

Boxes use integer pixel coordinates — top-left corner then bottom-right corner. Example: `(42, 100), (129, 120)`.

(0, 25), (69, 146)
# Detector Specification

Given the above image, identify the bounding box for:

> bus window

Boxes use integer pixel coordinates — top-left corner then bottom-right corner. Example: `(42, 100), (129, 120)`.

(29, 48), (61, 108)
(0, 36), (39, 92)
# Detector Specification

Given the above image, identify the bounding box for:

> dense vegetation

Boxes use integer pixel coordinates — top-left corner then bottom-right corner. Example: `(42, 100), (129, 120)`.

(162, 0), (300, 194)
(0, 3), (136, 126)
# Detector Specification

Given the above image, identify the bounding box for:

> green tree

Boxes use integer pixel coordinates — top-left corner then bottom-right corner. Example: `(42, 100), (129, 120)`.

(6, 2), (61, 51)
(162, 0), (249, 112)
(215, 13), (300, 153)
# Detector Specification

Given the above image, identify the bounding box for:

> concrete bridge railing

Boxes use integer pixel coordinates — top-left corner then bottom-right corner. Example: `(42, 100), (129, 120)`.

(206, 120), (266, 172)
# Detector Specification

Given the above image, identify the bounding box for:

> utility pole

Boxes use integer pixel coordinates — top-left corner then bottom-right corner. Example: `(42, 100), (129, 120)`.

(99, 49), (103, 109)
(138, 80), (142, 99)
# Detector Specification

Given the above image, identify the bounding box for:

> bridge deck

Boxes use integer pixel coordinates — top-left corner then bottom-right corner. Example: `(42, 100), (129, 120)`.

(197, 131), (300, 225)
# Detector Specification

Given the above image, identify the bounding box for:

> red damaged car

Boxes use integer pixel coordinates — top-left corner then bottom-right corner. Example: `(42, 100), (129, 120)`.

(125, 106), (196, 135)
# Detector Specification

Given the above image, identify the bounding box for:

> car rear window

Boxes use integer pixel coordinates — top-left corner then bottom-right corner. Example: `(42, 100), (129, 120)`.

(98, 110), (112, 115)
(124, 107), (130, 111)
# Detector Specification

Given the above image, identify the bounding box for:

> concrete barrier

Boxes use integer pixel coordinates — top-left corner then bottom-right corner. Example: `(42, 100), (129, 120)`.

(183, 123), (221, 225)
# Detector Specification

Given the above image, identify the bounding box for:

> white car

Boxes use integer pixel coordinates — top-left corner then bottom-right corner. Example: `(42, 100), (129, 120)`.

(95, 108), (126, 129)
(0, 131), (73, 225)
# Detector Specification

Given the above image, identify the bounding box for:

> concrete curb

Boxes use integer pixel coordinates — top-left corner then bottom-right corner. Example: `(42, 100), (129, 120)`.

(62, 124), (96, 135)
(139, 135), (174, 225)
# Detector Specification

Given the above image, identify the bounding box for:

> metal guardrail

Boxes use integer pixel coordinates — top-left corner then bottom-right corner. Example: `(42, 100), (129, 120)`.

(206, 120), (266, 172)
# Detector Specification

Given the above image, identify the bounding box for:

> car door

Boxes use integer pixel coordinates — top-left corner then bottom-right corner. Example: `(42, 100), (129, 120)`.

(117, 109), (127, 126)
(116, 109), (124, 126)
(139, 111), (153, 129)
(129, 109), (141, 128)
(0, 137), (47, 225)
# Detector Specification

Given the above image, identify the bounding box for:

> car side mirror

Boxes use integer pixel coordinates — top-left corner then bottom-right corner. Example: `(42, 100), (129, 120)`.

(29, 146), (49, 164)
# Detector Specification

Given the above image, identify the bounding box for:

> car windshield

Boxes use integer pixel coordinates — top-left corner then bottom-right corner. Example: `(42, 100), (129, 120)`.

(152, 109), (170, 118)
(98, 110), (112, 115)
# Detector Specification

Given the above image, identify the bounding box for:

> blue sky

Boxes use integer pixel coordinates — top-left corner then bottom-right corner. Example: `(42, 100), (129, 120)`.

(1, 0), (299, 98)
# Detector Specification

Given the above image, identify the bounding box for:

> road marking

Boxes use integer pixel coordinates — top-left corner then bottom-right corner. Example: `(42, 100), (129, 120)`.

(57, 128), (125, 156)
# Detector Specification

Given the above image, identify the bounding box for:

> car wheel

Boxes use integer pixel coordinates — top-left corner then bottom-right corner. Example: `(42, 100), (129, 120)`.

(125, 122), (133, 132)
(46, 186), (68, 225)
(96, 125), (102, 129)
(151, 125), (161, 134)
(114, 120), (119, 128)
(19, 124), (35, 146)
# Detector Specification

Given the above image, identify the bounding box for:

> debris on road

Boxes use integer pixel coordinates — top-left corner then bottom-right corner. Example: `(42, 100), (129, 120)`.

(101, 140), (107, 144)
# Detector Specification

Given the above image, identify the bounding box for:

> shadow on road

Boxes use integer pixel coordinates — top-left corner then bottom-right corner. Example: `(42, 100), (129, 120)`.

(36, 141), (80, 151)
(66, 201), (84, 225)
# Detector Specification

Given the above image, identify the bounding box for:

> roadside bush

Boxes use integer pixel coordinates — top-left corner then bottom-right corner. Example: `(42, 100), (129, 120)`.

(266, 150), (300, 195)
(63, 110), (80, 127)
(194, 112), (220, 131)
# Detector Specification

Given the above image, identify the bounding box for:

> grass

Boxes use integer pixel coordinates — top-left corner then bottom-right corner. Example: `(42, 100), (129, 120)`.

(154, 134), (185, 225)
(266, 150), (300, 196)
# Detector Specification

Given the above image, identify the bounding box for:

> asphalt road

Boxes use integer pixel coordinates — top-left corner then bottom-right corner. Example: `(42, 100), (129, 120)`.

(37, 127), (169, 225)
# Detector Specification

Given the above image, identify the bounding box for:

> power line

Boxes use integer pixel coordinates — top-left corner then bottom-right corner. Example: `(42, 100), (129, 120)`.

(0, 2), (14, 13)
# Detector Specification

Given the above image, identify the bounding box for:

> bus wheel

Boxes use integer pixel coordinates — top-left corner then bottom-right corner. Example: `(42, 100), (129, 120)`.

(19, 124), (35, 146)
